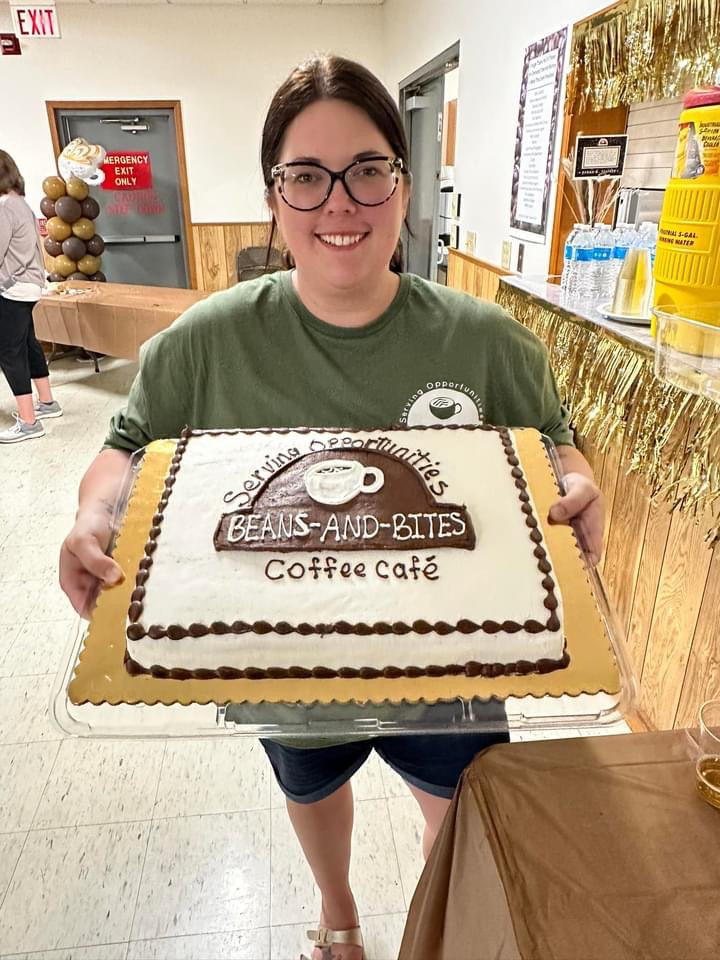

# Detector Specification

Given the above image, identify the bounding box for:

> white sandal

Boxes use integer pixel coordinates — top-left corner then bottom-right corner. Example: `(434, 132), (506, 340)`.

(300, 925), (365, 959)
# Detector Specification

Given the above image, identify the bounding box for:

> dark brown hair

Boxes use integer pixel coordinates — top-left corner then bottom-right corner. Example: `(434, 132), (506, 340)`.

(0, 150), (25, 196)
(261, 55), (411, 273)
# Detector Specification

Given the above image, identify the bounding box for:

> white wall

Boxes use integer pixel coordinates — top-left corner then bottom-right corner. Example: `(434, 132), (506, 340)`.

(381, 0), (603, 276)
(0, 3), (384, 221)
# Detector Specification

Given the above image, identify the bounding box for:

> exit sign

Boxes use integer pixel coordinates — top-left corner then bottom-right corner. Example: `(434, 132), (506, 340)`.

(11, 5), (61, 38)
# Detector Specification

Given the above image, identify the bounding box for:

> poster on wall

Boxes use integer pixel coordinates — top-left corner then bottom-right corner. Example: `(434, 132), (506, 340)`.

(509, 27), (567, 242)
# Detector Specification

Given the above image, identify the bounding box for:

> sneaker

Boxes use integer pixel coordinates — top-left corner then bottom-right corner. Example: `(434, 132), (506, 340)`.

(0, 414), (45, 444)
(34, 399), (63, 420)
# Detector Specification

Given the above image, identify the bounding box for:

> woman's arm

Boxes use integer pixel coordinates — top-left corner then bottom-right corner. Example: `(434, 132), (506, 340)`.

(549, 444), (605, 566)
(59, 447), (132, 616)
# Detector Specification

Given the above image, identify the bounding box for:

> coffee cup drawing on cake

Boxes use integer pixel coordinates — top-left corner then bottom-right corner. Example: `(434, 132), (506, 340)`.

(304, 459), (384, 506)
(429, 396), (462, 420)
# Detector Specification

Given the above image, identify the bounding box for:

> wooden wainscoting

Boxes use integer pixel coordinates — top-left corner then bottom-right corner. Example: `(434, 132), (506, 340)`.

(577, 431), (719, 731)
(447, 250), (514, 302)
(191, 222), (277, 292)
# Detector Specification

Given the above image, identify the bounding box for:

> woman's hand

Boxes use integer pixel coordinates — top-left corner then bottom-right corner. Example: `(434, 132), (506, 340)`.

(549, 446), (605, 566)
(59, 508), (124, 618)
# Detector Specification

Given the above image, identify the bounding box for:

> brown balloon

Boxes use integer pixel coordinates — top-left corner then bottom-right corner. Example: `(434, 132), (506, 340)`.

(46, 217), (72, 242)
(47, 272), (65, 283)
(71, 217), (95, 240)
(54, 255), (77, 277)
(66, 177), (89, 201)
(85, 234), (105, 256)
(44, 237), (63, 257)
(78, 255), (101, 276)
(80, 196), (100, 219)
(54, 196), (82, 225)
(68, 272), (87, 281)
(62, 236), (87, 261)
(40, 196), (56, 218)
(42, 176), (66, 200)
(89, 271), (107, 282)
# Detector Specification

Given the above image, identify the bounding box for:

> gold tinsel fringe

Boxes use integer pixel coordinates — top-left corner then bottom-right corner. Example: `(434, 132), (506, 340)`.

(570, 0), (720, 111)
(496, 285), (720, 545)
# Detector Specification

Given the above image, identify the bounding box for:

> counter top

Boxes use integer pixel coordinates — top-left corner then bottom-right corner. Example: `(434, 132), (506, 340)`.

(501, 275), (654, 356)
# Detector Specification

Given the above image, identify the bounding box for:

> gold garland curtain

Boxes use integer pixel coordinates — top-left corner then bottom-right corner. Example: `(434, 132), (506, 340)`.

(570, 0), (720, 111)
(496, 284), (720, 545)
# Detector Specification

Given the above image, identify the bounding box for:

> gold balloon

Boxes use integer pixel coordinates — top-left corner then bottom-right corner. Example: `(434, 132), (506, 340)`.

(71, 217), (95, 240)
(46, 217), (72, 242)
(66, 177), (89, 201)
(42, 176), (66, 200)
(54, 255), (77, 277)
(77, 255), (101, 276)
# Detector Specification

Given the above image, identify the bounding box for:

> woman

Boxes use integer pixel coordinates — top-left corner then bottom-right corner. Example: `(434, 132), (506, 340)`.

(0, 150), (62, 443)
(59, 57), (603, 960)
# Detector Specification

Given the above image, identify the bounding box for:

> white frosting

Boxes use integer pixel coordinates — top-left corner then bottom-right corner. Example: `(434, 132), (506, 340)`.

(127, 428), (565, 672)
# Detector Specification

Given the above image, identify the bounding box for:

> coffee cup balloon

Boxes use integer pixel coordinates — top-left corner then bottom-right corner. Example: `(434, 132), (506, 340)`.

(46, 217), (72, 242)
(58, 138), (106, 185)
(429, 396), (462, 420)
(304, 459), (385, 506)
(42, 176), (66, 201)
(71, 217), (96, 241)
(85, 234), (105, 256)
(54, 195), (82, 225)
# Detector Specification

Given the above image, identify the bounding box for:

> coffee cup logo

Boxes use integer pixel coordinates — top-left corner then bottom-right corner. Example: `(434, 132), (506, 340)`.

(430, 396), (462, 420)
(304, 459), (384, 506)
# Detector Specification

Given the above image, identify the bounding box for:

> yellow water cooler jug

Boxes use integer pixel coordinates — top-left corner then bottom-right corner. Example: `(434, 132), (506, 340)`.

(653, 86), (720, 350)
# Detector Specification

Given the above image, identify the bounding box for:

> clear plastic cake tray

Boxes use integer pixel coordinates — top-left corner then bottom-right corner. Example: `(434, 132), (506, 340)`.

(52, 434), (636, 739)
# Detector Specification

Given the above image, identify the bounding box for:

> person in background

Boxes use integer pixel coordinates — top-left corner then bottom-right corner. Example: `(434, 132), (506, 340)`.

(59, 57), (604, 960)
(0, 149), (62, 443)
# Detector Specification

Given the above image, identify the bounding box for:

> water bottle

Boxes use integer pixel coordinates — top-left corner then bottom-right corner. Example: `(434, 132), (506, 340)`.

(560, 223), (582, 294)
(638, 221), (658, 269)
(590, 223), (614, 302)
(608, 223), (635, 298)
(570, 225), (596, 302)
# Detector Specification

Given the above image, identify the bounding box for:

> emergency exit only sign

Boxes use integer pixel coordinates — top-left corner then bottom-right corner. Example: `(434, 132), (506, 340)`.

(11, 4), (61, 38)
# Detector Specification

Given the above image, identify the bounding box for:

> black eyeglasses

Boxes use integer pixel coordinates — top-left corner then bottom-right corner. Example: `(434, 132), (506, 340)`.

(270, 155), (407, 211)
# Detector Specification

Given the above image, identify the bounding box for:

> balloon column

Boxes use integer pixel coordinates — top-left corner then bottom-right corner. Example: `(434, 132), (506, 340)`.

(42, 138), (107, 283)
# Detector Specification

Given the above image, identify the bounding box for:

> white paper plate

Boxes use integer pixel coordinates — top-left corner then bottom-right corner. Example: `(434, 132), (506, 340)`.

(599, 303), (652, 326)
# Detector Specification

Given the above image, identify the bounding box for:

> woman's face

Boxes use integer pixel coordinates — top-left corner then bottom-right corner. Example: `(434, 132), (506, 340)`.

(268, 98), (409, 293)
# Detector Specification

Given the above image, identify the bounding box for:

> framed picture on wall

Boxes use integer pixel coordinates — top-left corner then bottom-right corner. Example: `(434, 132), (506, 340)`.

(509, 27), (567, 242)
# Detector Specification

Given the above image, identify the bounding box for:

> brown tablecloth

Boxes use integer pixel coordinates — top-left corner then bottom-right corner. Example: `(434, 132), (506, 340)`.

(33, 281), (208, 360)
(400, 731), (719, 960)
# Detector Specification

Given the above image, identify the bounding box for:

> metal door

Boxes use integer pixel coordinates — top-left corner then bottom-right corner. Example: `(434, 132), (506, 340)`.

(403, 76), (444, 280)
(56, 108), (189, 288)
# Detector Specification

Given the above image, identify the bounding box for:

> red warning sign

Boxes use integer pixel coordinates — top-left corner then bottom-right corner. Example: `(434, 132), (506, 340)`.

(100, 152), (152, 191)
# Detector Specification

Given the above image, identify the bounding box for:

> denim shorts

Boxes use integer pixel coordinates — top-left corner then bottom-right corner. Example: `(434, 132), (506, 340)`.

(260, 728), (509, 804)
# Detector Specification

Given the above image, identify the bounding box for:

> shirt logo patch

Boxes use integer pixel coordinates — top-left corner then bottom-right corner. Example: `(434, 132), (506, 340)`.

(400, 382), (484, 426)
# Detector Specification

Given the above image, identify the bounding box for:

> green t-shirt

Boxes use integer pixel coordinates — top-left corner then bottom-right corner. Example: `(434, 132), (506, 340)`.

(105, 270), (573, 450)
(105, 271), (573, 742)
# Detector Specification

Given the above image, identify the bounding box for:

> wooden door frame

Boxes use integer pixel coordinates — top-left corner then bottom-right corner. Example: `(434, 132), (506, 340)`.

(548, 1), (628, 278)
(46, 99), (197, 289)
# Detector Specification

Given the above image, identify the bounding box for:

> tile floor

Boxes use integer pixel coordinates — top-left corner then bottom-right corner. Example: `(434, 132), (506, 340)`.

(0, 355), (630, 959)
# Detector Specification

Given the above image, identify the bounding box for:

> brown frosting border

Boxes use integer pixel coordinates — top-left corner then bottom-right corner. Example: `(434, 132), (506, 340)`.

(126, 425), (563, 649)
(124, 647), (570, 680)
